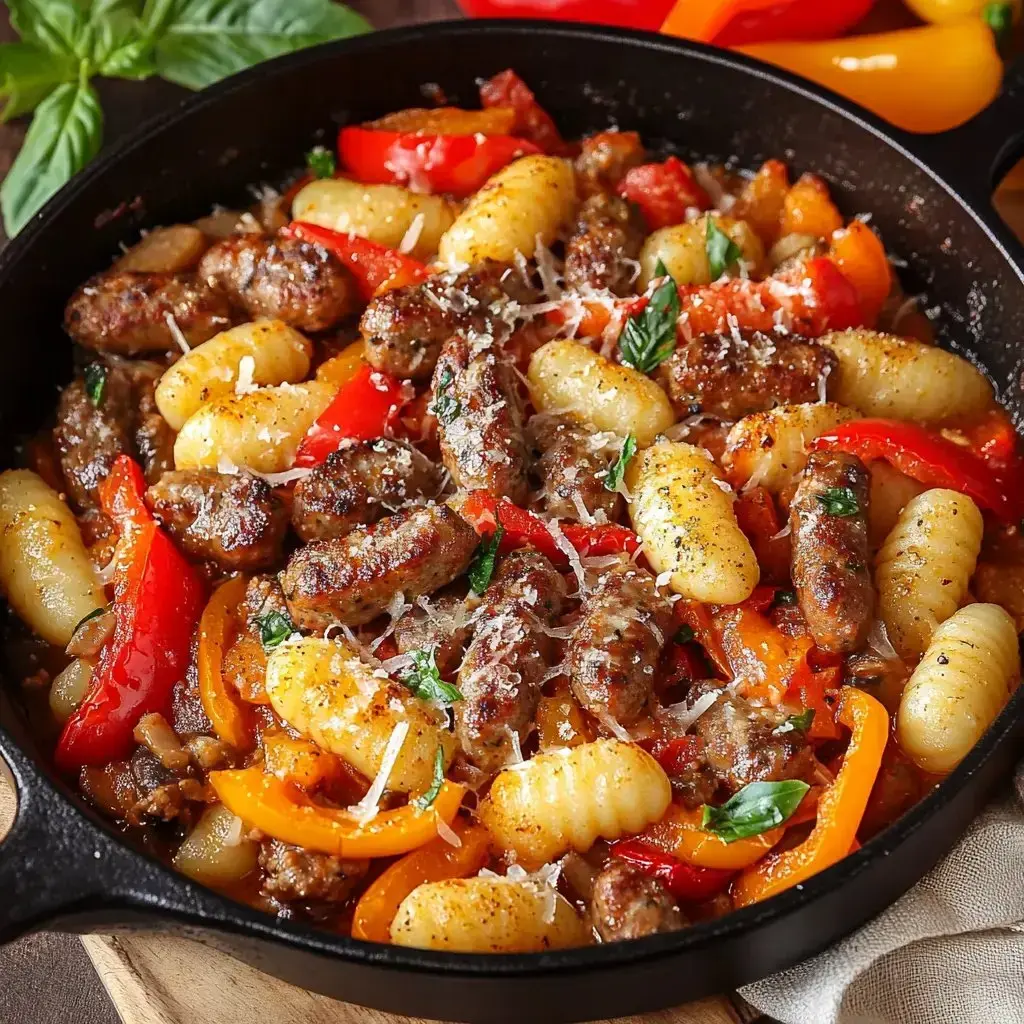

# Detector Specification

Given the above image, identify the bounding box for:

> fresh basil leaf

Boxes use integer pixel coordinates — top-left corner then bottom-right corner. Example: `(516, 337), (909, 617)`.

(7, 0), (89, 60)
(84, 362), (106, 407)
(674, 624), (694, 645)
(700, 779), (810, 843)
(705, 215), (742, 280)
(430, 367), (461, 424)
(412, 745), (446, 811)
(0, 42), (77, 122)
(815, 486), (860, 517)
(1, 79), (103, 237)
(774, 708), (815, 736)
(468, 523), (504, 595)
(401, 648), (462, 707)
(619, 259), (679, 374)
(255, 609), (294, 650)
(773, 589), (797, 607)
(604, 433), (637, 493)
(306, 145), (335, 179)
(148, 0), (371, 91)
(73, 605), (109, 633)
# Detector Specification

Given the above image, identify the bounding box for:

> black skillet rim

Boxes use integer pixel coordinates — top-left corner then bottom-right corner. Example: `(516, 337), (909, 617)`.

(2, 16), (1023, 981)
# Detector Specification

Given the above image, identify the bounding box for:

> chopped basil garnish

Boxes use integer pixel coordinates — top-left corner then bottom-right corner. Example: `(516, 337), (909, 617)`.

(73, 605), (108, 633)
(705, 216), (742, 280)
(84, 363), (106, 407)
(468, 523), (504, 595)
(816, 486), (860, 517)
(431, 367), (461, 424)
(255, 609), (295, 650)
(604, 433), (637, 493)
(305, 146), (336, 179)
(675, 624), (695, 644)
(774, 589), (797, 607)
(619, 259), (680, 374)
(774, 708), (815, 736)
(413, 745), (446, 811)
(700, 779), (810, 843)
(401, 648), (462, 706)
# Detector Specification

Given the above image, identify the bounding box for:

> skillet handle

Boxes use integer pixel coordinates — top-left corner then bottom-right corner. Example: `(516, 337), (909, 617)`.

(902, 56), (1024, 209)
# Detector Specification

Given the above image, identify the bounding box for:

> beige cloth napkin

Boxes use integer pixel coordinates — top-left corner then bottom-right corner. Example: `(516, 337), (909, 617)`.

(739, 763), (1024, 1024)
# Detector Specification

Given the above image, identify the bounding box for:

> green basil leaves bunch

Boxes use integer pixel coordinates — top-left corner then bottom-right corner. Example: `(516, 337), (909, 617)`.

(0, 0), (371, 236)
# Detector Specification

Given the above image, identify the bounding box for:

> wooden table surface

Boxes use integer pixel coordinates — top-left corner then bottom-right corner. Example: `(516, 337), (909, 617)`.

(0, 1), (1017, 1022)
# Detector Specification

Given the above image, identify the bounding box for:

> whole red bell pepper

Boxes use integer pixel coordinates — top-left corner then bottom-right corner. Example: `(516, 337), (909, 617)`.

(287, 221), (427, 301)
(293, 363), (408, 468)
(459, 0), (673, 31)
(479, 70), (571, 156)
(338, 125), (540, 198)
(55, 457), (206, 771)
(460, 490), (640, 565)
(616, 156), (711, 230)
(809, 418), (1024, 523)
(611, 838), (735, 902)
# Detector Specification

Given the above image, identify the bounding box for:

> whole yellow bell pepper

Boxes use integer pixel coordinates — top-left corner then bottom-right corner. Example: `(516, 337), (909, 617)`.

(905, 0), (1020, 24)
(737, 18), (1004, 133)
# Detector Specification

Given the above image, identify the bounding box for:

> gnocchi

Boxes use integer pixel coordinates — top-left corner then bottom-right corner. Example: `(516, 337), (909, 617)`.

(875, 489), (983, 659)
(155, 320), (313, 430)
(479, 739), (671, 868)
(626, 441), (758, 603)
(527, 340), (674, 448)
(897, 603), (1019, 774)
(113, 224), (208, 273)
(0, 470), (105, 646)
(638, 215), (765, 289)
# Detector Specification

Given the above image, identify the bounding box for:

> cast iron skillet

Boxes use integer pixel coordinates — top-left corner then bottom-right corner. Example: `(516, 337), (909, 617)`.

(1, 20), (1023, 1024)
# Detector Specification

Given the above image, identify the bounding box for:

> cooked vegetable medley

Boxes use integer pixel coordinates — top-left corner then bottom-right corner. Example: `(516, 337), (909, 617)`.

(4, 69), (1023, 953)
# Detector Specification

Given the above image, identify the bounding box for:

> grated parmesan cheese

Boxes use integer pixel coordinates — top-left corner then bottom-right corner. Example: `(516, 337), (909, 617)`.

(164, 313), (190, 354)
(346, 720), (409, 824)
(660, 690), (720, 731)
(436, 817), (462, 847)
(398, 213), (426, 255)
(234, 355), (258, 396)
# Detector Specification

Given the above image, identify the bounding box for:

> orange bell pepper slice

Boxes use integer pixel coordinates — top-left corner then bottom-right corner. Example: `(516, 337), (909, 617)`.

(315, 340), (366, 389)
(661, 0), (781, 42)
(732, 687), (888, 908)
(829, 220), (892, 328)
(641, 804), (784, 871)
(209, 766), (465, 859)
(780, 173), (842, 241)
(197, 575), (255, 752)
(351, 821), (492, 943)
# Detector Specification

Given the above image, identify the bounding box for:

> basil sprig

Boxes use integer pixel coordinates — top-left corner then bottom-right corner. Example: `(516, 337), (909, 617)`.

(816, 486), (860, 517)
(401, 648), (462, 707)
(604, 433), (637, 493)
(412, 745), (446, 811)
(254, 609), (295, 650)
(705, 215), (742, 280)
(1, 0), (370, 235)
(619, 259), (680, 374)
(700, 779), (810, 843)
(468, 523), (504, 595)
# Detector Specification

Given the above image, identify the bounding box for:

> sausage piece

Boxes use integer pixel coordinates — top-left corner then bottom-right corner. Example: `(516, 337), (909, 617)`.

(564, 193), (644, 297)
(455, 549), (566, 772)
(281, 504), (477, 629)
(789, 451), (874, 653)
(146, 470), (288, 571)
(432, 333), (530, 503)
(529, 414), (622, 523)
(568, 556), (673, 726)
(360, 261), (539, 381)
(574, 131), (646, 198)
(259, 840), (369, 903)
(591, 860), (685, 942)
(659, 330), (837, 419)
(392, 588), (475, 677)
(54, 358), (175, 512)
(64, 271), (232, 355)
(291, 439), (443, 542)
(197, 234), (357, 333)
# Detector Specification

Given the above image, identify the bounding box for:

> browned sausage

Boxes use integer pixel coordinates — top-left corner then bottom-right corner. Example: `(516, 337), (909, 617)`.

(360, 261), (539, 381)
(280, 504), (477, 630)
(564, 193), (644, 296)
(197, 234), (356, 333)
(64, 271), (233, 355)
(659, 330), (837, 419)
(529, 414), (622, 523)
(392, 588), (475, 677)
(591, 860), (685, 942)
(145, 470), (288, 571)
(432, 334), (530, 503)
(455, 549), (566, 772)
(259, 840), (369, 903)
(291, 439), (442, 542)
(567, 556), (672, 726)
(574, 131), (646, 198)
(789, 450), (874, 653)
(54, 358), (174, 512)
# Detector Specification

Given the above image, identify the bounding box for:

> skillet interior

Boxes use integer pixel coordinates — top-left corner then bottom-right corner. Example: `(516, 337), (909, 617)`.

(1, 21), (1023, 1024)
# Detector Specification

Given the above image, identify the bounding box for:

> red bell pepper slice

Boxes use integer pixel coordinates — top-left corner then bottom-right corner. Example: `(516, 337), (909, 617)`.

(648, 733), (703, 778)
(293, 363), (408, 469)
(338, 125), (540, 198)
(55, 457), (206, 771)
(287, 221), (427, 301)
(459, 490), (640, 565)
(616, 156), (712, 230)
(809, 418), (1024, 523)
(479, 70), (571, 155)
(611, 838), (735, 902)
